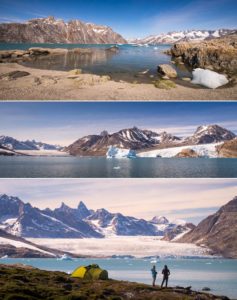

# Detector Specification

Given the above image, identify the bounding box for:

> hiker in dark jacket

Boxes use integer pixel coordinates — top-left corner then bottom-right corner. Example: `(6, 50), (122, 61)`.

(151, 265), (157, 286)
(161, 265), (170, 288)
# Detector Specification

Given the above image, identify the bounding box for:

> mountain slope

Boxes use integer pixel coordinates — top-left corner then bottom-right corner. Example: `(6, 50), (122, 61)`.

(178, 196), (237, 258)
(66, 127), (180, 156)
(0, 16), (127, 44)
(0, 135), (62, 151)
(132, 29), (237, 44)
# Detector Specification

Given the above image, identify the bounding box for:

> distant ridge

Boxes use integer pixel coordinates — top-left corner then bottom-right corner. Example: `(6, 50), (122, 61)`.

(131, 29), (237, 44)
(0, 16), (127, 44)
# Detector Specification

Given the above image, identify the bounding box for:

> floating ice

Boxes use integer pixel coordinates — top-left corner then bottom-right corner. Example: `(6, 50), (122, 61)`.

(191, 68), (229, 89)
(106, 146), (136, 158)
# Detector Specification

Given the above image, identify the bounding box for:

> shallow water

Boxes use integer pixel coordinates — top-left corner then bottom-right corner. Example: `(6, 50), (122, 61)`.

(0, 43), (191, 82)
(0, 157), (237, 178)
(0, 257), (236, 298)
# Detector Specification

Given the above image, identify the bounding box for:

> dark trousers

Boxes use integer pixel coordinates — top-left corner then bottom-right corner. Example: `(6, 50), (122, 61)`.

(161, 276), (168, 287)
(152, 276), (156, 286)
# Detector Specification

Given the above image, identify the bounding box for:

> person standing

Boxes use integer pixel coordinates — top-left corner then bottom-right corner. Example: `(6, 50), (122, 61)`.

(161, 265), (170, 288)
(151, 265), (157, 286)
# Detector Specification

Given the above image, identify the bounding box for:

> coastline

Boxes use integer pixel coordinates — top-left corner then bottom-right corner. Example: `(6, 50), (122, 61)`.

(0, 62), (236, 100)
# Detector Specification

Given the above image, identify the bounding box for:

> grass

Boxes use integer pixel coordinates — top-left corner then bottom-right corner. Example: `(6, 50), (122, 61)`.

(0, 264), (228, 300)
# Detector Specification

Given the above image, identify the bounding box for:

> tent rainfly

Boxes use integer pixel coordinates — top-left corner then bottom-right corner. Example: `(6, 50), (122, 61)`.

(71, 264), (109, 280)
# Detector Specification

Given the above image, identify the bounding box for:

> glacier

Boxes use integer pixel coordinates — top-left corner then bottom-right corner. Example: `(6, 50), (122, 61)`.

(106, 146), (137, 158)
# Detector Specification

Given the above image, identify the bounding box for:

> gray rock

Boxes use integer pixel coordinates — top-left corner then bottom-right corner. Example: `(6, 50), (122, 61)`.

(157, 64), (177, 78)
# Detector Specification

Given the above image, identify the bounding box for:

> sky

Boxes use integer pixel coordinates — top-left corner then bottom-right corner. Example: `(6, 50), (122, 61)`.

(0, 0), (236, 38)
(0, 102), (237, 146)
(0, 178), (236, 224)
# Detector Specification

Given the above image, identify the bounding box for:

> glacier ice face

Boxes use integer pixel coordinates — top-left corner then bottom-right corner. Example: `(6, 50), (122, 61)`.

(191, 68), (229, 89)
(106, 146), (136, 158)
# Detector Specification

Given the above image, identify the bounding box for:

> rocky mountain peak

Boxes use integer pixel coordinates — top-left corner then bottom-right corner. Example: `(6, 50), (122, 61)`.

(151, 216), (169, 224)
(186, 124), (236, 144)
(77, 201), (91, 219)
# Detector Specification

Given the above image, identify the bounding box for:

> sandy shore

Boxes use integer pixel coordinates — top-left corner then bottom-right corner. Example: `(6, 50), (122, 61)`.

(0, 63), (236, 100)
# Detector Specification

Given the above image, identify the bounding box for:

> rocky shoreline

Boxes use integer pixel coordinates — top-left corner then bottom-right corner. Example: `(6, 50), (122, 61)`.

(0, 264), (231, 300)
(168, 34), (237, 78)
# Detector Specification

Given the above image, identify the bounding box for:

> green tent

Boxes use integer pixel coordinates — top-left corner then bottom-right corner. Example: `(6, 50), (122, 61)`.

(71, 264), (109, 280)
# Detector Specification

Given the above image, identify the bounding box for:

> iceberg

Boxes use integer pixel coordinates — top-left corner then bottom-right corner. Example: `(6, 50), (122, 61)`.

(191, 68), (229, 89)
(106, 146), (136, 158)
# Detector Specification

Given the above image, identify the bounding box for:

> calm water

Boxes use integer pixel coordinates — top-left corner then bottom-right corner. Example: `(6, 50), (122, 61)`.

(0, 258), (236, 299)
(0, 157), (237, 178)
(0, 43), (191, 82)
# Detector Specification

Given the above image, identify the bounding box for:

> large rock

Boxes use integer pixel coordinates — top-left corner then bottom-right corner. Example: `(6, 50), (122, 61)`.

(157, 64), (177, 78)
(216, 138), (237, 157)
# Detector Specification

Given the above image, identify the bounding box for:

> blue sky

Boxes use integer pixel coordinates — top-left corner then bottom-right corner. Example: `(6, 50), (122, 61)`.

(0, 0), (236, 38)
(1, 102), (237, 145)
(1, 179), (237, 223)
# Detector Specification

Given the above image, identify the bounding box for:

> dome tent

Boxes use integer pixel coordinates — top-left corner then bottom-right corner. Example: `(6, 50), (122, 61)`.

(71, 264), (108, 280)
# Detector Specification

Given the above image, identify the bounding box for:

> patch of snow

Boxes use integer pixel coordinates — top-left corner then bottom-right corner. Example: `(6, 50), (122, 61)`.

(106, 146), (136, 158)
(191, 68), (229, 89)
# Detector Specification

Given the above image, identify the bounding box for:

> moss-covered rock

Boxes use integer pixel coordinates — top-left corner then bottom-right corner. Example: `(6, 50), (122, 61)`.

(153, 79), (176, 89)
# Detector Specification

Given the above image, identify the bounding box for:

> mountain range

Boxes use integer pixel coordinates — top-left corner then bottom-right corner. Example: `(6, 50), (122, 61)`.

(0, 135), (62, 151)
(0, 194), (191, 239)
(65, 124), (236, 156)
(1, 124), (236, 157)
(178, 196), (237, 258)
(0, 16), (127, 44)
(131, 29), (237, 44)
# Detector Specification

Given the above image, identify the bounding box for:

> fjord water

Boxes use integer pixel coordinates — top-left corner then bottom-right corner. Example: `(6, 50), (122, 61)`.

(0, 157), (237, 178)
(0, 43), (191, 82)
(0, 258), (236, 299)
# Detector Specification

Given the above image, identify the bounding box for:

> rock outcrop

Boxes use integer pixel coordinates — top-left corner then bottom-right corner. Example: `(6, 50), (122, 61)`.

(175, 149), (199, 158)
(216, 138), (237, 157)
(0, 16), (127, 44)
(169, 34), (237, 76)
(178, 196), (237, 258)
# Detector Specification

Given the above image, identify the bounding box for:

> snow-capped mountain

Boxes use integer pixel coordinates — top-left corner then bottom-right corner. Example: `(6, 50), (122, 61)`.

(184, 125), (236, 144)
(131, 29), (237, 44)
(0, 135), (63, 151)
(0, 16), (127, 44)
(0, 194), (193, 240)
(66, 127), (180, 156)
(65, 124), (236, 157)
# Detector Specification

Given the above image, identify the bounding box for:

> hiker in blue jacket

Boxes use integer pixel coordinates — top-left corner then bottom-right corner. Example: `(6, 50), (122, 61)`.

(161, 265), (170, 288)
(151, 265), (157, 286)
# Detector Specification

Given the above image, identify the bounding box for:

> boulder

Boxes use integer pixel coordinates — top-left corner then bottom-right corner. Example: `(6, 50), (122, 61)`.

(0, 71), (30, 80)
(157, 64), (177, 78)
(68, 69), (82, 75)
(106, 45), (119, 53)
